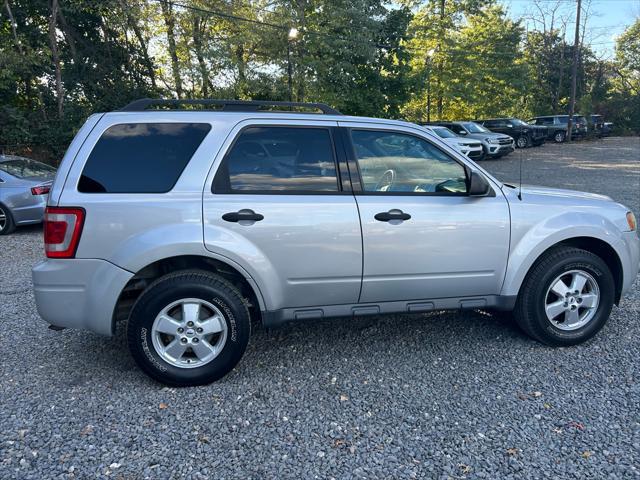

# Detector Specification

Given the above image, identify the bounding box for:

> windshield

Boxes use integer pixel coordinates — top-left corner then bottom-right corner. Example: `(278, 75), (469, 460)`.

(432, 127), (458, 139)
(0, 157), (56, 178)
(511, 118), (528, 126)
(461, 122), (489, 133)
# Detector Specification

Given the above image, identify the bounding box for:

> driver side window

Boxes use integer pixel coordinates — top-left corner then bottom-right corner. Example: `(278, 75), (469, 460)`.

(350, 129), (468, 194)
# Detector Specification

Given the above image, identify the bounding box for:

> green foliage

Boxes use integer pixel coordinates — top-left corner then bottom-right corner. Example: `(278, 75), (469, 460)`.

(0, 0), (637, 163)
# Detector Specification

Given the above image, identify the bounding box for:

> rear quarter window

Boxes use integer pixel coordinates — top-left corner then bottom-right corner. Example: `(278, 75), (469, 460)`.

(78, 123), (211, 193)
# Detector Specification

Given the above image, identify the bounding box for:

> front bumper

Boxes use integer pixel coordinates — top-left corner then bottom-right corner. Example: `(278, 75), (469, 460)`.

(32, 259), (133, 336)
(487, 143), (515, 156)
(621, 231), (640, 299)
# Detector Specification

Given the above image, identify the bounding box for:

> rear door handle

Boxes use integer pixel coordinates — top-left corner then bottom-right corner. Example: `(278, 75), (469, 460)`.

(222, 209), (264, 223)
(374, 210), (411, 222)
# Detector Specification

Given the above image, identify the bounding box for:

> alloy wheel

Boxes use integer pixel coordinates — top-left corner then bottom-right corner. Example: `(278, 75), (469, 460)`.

(151, 298), (228, 368)
(517, 136), (528, 148)
(0, 206), (6, 232)
(544, 269), (600, 331)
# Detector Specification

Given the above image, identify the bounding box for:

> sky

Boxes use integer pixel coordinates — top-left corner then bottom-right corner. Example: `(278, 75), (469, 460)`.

(503, 0), (640, 59)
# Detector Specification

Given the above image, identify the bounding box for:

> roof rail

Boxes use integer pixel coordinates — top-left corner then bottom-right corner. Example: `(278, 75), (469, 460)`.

(120, 98), (342, 115)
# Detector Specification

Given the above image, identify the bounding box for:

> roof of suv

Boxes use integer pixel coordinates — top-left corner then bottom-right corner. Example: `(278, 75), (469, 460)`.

(112, 97), (424, 131)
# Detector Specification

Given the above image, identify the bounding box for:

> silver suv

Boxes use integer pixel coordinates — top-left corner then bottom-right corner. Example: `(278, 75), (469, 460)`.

(32, 99), (640, 386)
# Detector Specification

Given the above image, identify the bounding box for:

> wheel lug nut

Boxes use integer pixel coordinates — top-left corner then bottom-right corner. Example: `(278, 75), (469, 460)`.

(177, 327), (184, 333)
(193, 338), (199, 343)
(563, 302), (568, 307)
(187, 321), (194, 327)
(196, 327), (203, 333)
(181, 337), (187, 343)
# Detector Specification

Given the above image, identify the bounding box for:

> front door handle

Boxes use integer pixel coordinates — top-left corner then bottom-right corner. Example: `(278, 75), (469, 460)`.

(374, 210), (411, 222)
(222, 209), (264, 223)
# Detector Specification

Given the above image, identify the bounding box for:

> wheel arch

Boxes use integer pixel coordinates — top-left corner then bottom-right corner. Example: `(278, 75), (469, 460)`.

(113, 254), (266, 331)
(504, 235), (624, 305)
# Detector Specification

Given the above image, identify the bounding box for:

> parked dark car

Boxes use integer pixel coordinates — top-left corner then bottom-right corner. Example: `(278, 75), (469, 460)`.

(528, 115), (588, 143)
(476, 118), (547, 148)
(590, 115), (613, 137)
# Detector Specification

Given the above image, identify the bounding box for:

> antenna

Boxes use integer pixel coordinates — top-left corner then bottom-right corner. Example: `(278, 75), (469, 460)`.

(517, 142), (523, 201)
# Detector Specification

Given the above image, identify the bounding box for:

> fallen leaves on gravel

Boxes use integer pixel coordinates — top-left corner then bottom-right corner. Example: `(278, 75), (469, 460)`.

(581, 451), (592, 459)
(567, 421), (585, 431)
(339, 394), (349, 402)
(506, 448), (519, 456)
(159, 402), (168, 409)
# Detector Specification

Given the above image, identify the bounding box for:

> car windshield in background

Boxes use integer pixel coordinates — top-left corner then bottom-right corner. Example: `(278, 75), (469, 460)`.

(432, 127), (458, 139)
(0, 158), (56, 178)
(462, 122), (489, 133)
(511, 119), (528, 126)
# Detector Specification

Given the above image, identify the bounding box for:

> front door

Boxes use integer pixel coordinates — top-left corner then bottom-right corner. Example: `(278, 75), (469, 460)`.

(203, 120), (362, 311)
(340, 123), (510, 303)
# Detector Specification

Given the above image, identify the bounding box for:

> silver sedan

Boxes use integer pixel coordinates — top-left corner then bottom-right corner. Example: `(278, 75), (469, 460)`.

(0, 155), (56, 235)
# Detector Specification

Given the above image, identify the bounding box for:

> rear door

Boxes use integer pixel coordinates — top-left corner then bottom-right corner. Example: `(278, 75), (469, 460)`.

(203, 119), (362, 312)
(339, 121), (510, 303)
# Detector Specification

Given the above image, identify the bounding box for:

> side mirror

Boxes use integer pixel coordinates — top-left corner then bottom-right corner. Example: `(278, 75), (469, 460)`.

(459, 131), (468, 135)
(468, 170), (491, 196)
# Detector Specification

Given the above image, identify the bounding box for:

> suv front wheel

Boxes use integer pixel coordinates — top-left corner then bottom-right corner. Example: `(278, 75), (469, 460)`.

(127, 270), (251, 386)
(514, 246), (614, 346)
(516, 135), (529, 148)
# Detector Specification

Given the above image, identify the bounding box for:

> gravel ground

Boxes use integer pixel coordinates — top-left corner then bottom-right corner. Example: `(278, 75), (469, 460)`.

(1, 137), (638, 479)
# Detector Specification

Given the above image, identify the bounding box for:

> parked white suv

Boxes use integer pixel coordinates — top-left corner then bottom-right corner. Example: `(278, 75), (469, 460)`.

(421, 125), (484, 161)
(32, 99), (640, 386)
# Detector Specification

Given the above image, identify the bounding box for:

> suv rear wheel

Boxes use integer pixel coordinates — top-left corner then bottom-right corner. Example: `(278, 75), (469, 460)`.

(514, 246), (614, 346)
(127, 270), (251, 386)
(554, 130), (566, 143)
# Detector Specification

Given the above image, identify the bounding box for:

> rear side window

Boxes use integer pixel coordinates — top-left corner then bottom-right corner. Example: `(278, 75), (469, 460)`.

(78, 123), (211, 193)
(213, 127), (339, 193)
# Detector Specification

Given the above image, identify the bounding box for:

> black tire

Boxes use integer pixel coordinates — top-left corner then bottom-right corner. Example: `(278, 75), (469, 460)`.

(514, 247), (614, 347)
(0, 204), (16, 235)
(127, 270), (251, 386)
(516, 135), (529, 149)
(554, 130), (566, 143)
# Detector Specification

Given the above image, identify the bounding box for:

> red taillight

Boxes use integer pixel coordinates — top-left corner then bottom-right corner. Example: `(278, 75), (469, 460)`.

(44, 207), (85, 258)
(31, 185), (51, 195)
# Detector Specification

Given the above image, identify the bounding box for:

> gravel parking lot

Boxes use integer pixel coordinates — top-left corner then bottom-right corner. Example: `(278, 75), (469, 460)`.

(1, 137), (638, 479)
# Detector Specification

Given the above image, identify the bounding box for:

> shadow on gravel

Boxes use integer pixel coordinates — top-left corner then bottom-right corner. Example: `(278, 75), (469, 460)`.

(44, 307), (531, 387)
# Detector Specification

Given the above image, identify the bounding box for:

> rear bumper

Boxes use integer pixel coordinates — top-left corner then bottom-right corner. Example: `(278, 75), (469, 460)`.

(32, 259), (133, 336)
(12, 196), (47, 225)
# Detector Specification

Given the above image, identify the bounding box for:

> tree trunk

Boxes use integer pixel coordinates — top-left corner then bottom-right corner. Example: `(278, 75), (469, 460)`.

(125, 4), (157, 89)
(48, 0), (64, 118)
(554, 44), (565, 112)
(57, 7), (79, 67)
(567, 0), (581, 142)
(436, 0), (445, 118)
(160, 0), (183, 98)
(6, 0), (48, 121)
(192, 16), (210, 97)
(235, 45), (247, 98)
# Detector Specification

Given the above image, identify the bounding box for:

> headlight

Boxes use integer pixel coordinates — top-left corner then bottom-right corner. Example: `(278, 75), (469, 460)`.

(627, 211), (637, 231)
(486, 138), (499, 144)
